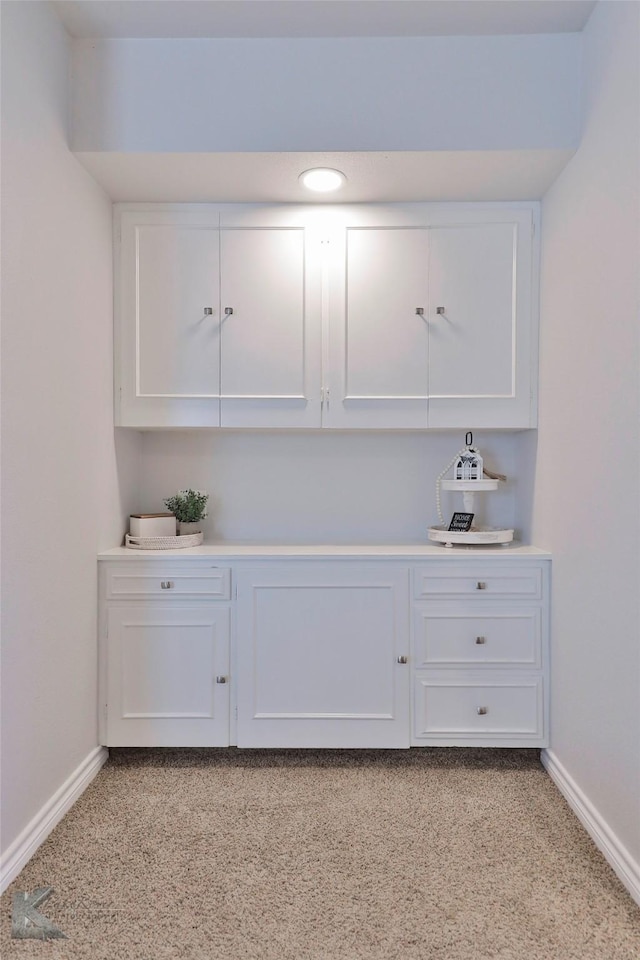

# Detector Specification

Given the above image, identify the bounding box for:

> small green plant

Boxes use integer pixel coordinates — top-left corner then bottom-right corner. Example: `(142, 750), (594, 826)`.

(163, 489), (209, 523)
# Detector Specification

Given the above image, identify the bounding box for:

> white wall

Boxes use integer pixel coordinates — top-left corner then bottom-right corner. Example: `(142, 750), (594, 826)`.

(139, 431), (520, 543)
(0, 1), (139, 857)
(71, 34), (581, 153)
(535, 0), (640, 874)
(5, 0), (638, 905)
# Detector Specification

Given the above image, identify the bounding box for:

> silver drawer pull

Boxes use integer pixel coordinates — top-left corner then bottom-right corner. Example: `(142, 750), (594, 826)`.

(476, 581), (487, 590)
(216, 676), (228, 684)
(160, 581), (174, 590)
(475, 636), (486, 645)
(477, 706), (488, 716)
(397, 655), (409, 664)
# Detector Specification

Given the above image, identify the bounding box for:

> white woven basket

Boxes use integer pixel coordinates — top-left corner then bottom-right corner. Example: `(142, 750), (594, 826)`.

(125, 532), (204, 550)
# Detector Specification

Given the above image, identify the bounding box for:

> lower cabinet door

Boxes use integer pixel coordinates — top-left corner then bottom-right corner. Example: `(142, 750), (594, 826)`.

(235, 564), (411, 748)
(105, 604), (230, 746)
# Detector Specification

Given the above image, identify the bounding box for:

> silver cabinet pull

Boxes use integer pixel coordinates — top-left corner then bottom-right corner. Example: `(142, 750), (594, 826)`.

(475, 636), (486, 645)
(160, 581), (174, 590)
(224, 306), (234, 316)
(397, 655), (408, 664)
(415, 307), (424, 316)
(216, 676), (228, 684)
(204, 307), (213, 315)
(476, 581), (487, 590)
(477, 706), (488, 716)
(436, 306), (445, 315)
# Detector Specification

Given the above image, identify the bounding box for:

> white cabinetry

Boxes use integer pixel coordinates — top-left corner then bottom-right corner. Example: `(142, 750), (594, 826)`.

(118, 209), (220, 427)
(98, 548), (550, 749)
(234, 563), (410, 748)
(116, 206), (322, 428)
(427, 212), (534, 428)
(325, 205), (536, 429)
(99, 561), (231, 746)
(218, 206), (322, 428)
(411, 562), (549, 747)
(115, 202), (538, 430)
(325, 223), (430, 429)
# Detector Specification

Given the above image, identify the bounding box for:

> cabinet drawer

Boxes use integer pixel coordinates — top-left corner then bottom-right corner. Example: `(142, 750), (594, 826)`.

(413, 564), (543, 600)
(106, 566), (231, 600)
(413, 674), (543, 740)
(412, 606), (541, 668)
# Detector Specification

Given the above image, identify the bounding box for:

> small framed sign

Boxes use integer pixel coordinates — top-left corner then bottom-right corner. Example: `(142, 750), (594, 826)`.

(448, 512), (474, 532)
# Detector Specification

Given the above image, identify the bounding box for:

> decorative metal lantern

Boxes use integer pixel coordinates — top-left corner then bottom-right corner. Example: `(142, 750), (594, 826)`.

(454, 432), (483, 481)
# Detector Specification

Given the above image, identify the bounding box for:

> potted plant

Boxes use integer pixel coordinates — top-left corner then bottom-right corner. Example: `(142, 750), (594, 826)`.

(163, 489), (209, 536)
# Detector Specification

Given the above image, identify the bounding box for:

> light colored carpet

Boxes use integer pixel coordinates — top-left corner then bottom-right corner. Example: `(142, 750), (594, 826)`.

(1, 748), (639, 959)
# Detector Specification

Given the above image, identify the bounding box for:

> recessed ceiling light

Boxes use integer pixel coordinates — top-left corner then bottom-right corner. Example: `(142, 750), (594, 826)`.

(299, 168), (346, 193)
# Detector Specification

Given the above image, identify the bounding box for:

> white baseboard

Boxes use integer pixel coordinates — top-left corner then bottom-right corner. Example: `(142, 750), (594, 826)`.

(541, 748), (640, 906)
(1, 745), (109, 894)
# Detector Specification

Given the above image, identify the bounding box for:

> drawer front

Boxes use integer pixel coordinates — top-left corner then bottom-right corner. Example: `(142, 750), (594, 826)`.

(413, 564), (543, 600)
(413, 674), (543, 739)
(413, 606), (541, 668)
(106, 565), (231, 600)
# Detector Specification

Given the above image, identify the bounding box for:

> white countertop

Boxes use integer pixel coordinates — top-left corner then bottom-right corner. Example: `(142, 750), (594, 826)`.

(99, 542), (551, 560)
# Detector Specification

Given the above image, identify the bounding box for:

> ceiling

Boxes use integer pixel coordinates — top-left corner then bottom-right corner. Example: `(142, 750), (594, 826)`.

(76, 150), (575, 203)
(54, 1), (597, 40)
(60, 1), (591, 202)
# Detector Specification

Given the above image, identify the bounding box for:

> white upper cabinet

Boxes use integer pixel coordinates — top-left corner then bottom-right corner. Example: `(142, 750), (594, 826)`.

(324, 205), (537, 429)
(325, 223), (430, 428)
(218, 206), (322, 428)
(115, 202), (538, 430)
(116, 205), (321, 428)
(117, 209), (221, 427)
(426, 209), (535, 429)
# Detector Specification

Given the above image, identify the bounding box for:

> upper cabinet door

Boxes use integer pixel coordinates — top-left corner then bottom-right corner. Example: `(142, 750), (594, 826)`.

(325, 220), (429, 428)
(219, 207), (322, 428)
(116, 209), (222, 427)
(427, 209), (536, 428)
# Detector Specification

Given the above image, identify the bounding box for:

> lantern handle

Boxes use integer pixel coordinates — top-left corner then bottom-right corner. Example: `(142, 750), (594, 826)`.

(466, 431), (473, 447)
